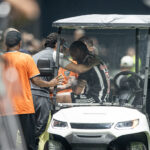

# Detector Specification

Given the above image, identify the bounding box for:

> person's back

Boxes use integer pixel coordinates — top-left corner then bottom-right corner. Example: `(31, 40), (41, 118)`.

(2, 30), (63, 150)
(3, 48), (39, 114)
(2, 30), (40, 150)
(31, 47), (54, 97)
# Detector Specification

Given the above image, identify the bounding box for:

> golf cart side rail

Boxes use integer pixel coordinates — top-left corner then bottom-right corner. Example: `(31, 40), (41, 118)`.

(52, 14), (150, 29)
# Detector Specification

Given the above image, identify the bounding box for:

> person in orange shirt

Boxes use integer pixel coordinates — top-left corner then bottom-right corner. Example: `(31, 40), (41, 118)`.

(0, 56), (27, 150)
(56, 60), (78, 103)
(2, 30), (63, 150)
(52, 42), (78, 103)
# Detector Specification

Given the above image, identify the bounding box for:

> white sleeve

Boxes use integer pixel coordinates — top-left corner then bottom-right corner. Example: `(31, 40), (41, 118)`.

(53, 51), (71, 68)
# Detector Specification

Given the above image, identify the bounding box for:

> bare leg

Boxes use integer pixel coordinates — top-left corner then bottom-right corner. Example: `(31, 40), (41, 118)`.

(56, 93), (72, 103)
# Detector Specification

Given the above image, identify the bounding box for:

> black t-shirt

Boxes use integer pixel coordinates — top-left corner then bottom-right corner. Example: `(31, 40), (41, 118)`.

(78, 58), (110, 102)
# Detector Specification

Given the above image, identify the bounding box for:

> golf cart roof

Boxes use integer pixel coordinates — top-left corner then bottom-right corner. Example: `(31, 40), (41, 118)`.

(52, 14), (150, 29)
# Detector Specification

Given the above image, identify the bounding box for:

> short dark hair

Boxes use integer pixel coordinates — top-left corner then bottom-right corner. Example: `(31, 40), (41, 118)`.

(79, 36), (93, 47)
(5, 31), (21, 48)
(69, 40), (89, 55)
(44, 32), (65, 48)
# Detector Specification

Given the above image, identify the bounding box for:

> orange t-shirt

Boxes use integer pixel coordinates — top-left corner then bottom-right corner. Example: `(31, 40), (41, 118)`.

(3, 51), (40, 115)
(0, 66), (23, 116)
(57, 60), (78, 94)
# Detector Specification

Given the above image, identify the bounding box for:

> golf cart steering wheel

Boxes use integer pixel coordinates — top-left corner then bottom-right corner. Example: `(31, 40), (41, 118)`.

(113, 71), (144, 105)
(114, 71), (144, 90)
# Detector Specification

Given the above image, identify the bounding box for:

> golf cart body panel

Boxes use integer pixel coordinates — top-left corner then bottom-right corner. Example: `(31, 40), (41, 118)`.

(48, 106), (150, 149)
(48, 14), (150, 150)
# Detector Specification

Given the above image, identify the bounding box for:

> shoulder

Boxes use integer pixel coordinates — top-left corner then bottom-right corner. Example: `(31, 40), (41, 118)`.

(4, 51), (30, 58)
(33, 48), (53, 58)
(19, 52), (32, 58)
(18, 52), (34, 63)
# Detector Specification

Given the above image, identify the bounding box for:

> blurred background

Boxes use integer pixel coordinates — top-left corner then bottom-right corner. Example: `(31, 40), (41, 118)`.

(39, 0), (150, 37)
(1, 0), (150, 39)
(0, 0), (150, 63)
(0, 0), (150, 62)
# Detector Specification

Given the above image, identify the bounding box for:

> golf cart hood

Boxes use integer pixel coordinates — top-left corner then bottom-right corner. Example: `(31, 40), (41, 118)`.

(53, 14), (150, 29)
(53, 106), (144, 123)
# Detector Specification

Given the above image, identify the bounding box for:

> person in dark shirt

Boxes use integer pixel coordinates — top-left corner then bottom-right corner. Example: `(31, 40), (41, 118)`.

(69, 41), (110, 103)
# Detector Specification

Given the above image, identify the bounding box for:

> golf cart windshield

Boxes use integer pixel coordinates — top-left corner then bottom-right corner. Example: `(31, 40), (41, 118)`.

(52, 14), (150, 109)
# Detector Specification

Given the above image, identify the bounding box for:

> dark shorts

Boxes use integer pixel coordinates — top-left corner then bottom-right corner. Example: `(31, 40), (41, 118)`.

(71, 93), (96, 103)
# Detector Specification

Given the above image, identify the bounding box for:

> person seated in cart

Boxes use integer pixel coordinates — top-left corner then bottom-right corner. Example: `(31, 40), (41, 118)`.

(69, 40), (110, 103)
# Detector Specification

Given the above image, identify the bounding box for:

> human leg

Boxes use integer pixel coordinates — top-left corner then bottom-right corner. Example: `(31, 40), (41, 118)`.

(56, 92), (72, 103)
(32, 95), (50, 150)
(18, 113), (35, 150)
(38, 113), (51, 150)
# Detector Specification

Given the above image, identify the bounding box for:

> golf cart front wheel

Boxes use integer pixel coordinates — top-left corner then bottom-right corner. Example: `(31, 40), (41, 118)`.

(47, 140), (65, 150)
(126, 142), (147, 150)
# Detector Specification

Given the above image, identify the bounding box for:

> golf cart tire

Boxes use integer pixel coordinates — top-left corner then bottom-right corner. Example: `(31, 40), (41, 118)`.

(126, 142), (147, 150)
(108, 142), (147, 150)
(47, 140), (65, 150)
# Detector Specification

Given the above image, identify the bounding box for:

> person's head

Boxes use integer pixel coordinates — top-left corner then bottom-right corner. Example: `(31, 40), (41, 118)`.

(126, 47), (135, 57)
(2, 28), (19, 50)
(69, 41), (89, 63)
(79, 36), (94, 52)
(44, 33), (58, 48)
(74, 29), (85, 41)
(44, 32), (66, 51)
(120, 55), (134, 71)
(5, 30), (22, 51)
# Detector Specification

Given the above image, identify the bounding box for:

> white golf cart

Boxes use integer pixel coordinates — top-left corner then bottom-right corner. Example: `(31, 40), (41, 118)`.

(47, 14), (150, 150)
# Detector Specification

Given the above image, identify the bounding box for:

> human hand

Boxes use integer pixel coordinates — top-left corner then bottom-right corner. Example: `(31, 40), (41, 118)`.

(49, 75), (64, 87)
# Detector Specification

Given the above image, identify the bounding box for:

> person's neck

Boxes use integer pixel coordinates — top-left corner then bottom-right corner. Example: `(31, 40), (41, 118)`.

(46, 46), (56, 51)
(7, 47), (20, 52)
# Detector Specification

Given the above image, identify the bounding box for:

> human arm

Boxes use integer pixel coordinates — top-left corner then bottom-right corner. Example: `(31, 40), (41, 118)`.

(26, 55), (63, 87)
(64, 62), (93, 74)
(49, 79), (73, 92)
(53, 51), (99, 74)
(73, 79), (87, 95)
(31, 75), (63, 87)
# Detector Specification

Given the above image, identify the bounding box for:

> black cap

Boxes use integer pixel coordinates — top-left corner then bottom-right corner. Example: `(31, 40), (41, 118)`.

(5, 31), (21, 48)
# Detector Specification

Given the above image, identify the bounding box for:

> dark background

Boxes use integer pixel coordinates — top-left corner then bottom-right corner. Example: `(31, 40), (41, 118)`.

(38, 0), (150, 38)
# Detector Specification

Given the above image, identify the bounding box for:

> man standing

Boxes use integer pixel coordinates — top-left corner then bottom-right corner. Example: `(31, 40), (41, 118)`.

(2, 30), (63, 150)
(31, 32), (98, 149)
(69, 41), (110, 103)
